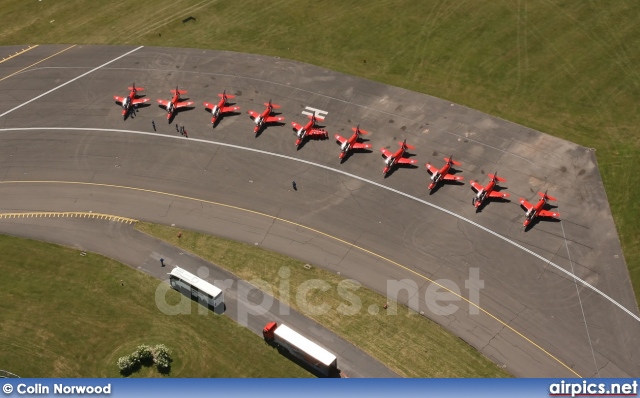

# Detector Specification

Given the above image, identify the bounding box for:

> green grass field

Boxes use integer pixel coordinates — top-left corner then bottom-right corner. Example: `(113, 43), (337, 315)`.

(0, 0), (637, 307)
(136, 222), (511, 378)
(0, 234), (312, 378)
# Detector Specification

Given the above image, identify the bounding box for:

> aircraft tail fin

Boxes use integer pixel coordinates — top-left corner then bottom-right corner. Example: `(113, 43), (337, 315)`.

(488, 172), (506, 183)
(538, 191), (557, 201)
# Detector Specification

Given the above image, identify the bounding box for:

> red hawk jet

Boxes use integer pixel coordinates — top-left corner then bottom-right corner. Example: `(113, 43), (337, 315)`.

(380, 139), (417, 175)
(425, 156), (464, 191)
(157, 86), (194, 122)
(247, 100), (285, 134)
(203, 90), (240, 126)
(519, 191), (560, 228)
(291, 114), (328, 148)
(334, 125), (372, 160)
(113, 83), (149, 119)
(470, 172), (510, 210)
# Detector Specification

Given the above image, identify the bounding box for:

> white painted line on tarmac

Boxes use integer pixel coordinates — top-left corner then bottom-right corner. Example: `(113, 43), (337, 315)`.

(0, 47), (144, 119)
(1, 126), (638, 323)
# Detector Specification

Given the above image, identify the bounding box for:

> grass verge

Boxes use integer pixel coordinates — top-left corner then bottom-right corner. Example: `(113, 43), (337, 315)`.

(0, 234), (311, 378)
(135, 222), (511, 377)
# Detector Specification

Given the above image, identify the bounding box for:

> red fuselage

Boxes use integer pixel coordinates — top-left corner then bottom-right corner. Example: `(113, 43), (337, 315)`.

(253, 105), (273, 132)
(162, 93), (182, 119)
(524, 198), (546, 226)
(295, 118), (317, 146)
(339, 132), (359, 158)
(120, 90), (138, 115)
(210, 96), (228, 123)
(428, 162), (452, 190)
(383, 147), (406, 174)
(473, 179), (496, 208)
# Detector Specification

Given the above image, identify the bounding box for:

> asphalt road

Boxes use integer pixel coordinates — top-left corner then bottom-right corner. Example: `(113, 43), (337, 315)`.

(0, 216), (395, 378)
(0, 45), (638, 377)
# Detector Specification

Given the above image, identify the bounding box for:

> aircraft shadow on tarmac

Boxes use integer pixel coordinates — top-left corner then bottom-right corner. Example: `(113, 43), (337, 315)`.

(121, 102), (152, 121)
(474, 187), (511, 213)
(295, 123), (330, 151)
(382, 151), (419, 179)
(338, 144), (373, 164)
(520, 202), (561, 232)
(163, 105), (196, 124)
(252, 114), (286, 138)
(207, 107), (242, 129)
(428, 168), (464, 195)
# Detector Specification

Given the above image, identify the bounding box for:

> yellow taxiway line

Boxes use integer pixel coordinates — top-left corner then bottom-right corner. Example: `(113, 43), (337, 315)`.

(0, 180), (581, 377)
(0, 211), (137, 224)
(0, 45), (39, 65)
(0, 45), (75, 83)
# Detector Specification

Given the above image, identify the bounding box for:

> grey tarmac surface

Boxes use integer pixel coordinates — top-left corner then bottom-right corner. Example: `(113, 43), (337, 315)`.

(0, 217), (395, 378)
(0, 45), (638, 377)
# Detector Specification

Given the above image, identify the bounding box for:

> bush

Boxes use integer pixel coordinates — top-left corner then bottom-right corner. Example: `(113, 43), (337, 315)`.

(136, 344), (154, 366)
(116, 343), (172, 375)
(117, 355), (136, 374)
(154, 344), (172, 373)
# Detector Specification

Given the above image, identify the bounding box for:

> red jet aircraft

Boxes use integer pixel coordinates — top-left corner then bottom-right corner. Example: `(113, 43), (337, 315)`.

(425, 156), (464, 191)
(157, 86), (194, 122)
(247, 100), (285, 134)
(335, 125), (372, 160)
(113, 83), (149, 119)
(470, 172), (510, 210)
(380, 139), (417, 175)
(291, 114), (328, 148)
(519, 191), (560, 228)
(203, 90), (240, 126)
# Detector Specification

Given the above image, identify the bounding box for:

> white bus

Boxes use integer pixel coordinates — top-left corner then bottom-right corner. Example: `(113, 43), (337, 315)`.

(168, 266), (224, 309)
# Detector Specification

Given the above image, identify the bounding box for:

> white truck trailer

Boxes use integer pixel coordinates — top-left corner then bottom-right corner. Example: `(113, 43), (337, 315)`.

(263, 322), (339, 377)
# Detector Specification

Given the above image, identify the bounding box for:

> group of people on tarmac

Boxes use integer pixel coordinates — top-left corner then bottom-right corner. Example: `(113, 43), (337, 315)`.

(174, 123), (188, 138)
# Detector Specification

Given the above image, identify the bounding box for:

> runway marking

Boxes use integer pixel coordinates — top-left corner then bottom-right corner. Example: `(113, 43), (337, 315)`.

(559, 207), (600, 376)
(0, 45), (39, 65)
(0, 211), (137, 224)
(7, 65), (418, 122)
(0, 45), (74, 83)
(0, 178), (581, 377)
(0, 46), (143, 118)
(0, 127), (637, 327)
(302, 106), (329, 119)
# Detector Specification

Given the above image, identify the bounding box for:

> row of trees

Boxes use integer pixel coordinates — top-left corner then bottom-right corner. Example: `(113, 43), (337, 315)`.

(117, 344), (172, 375)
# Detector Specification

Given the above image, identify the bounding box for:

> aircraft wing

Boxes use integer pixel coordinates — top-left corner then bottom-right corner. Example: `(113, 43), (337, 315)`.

(307, 129), (328, 137)
(469, 180), (483, 192)
(291, 121), (304, 130)
(397, 158), (417, 165)
(247, 110), (260, 118)
(443, 174), (463, 181)
(352, 142), (372, 150)
(157, 99), (170, 108)
(221, 105), (240, 113)
(176, 101), (194, 109)
(380, 148), (393, 158)
(114, 96), (125, 103)
(335, 134), (347, 144)
(519, 198), (534, 211)
(204, 102), (215, 110)
(265, 116), (285, 123)
(131, 98), (149, 105)
(425, 163), (439, 174)
(489, 191), (509, 199)
(538, 209), (560, 218)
